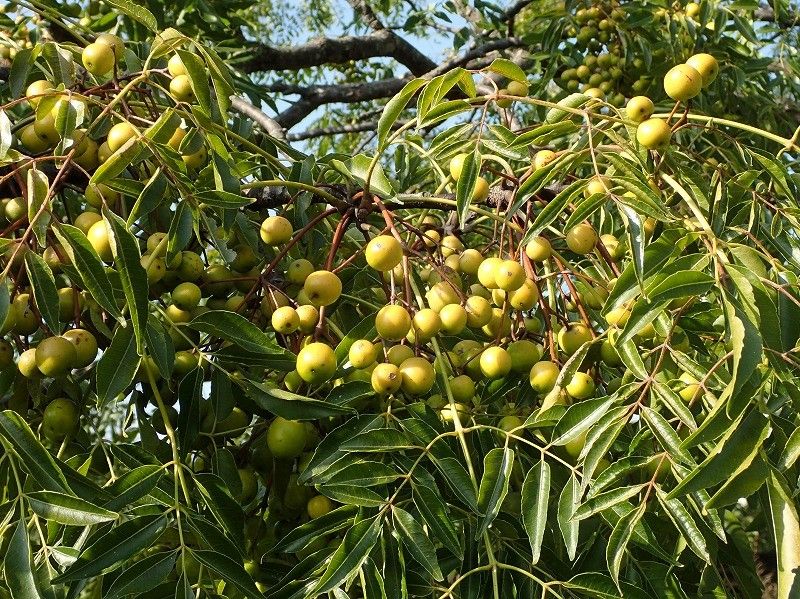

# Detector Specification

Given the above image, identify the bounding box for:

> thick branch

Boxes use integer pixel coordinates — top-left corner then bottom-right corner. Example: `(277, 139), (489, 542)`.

(241, 29), (435, 76)
(754, 4), (800, 27)
(272, 78), (409, 128)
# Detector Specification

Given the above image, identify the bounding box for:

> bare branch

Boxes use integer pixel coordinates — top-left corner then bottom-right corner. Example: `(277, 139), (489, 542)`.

(241, 28), (435, 76)
(230, 96), (286, 139)
(754, 4), (800, 27)
(287, 119), (408, 141)
(273, 78), (409, 128)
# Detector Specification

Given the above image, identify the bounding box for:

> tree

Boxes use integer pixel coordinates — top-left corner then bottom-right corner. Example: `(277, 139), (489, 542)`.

(0, 0), (798, 598)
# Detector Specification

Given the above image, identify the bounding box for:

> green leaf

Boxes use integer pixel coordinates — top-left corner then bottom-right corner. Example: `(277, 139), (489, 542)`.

(647, 270), (714, 303)
(640, 407), (694, 464)
(194, 189), (254, 209)
(128, 169), (168, 225)
(242, 380), (355, 420)
(455, 150), (479, 228)
(778, 427), (800, 470)
(273, 505), (358, 553)
(558, 474), (580, 561)
(26, 491), (117, 526)
(767, 472), (800, 599)
(621, 205), (645, 289)
(177, 50), (212, 115)
(0, 110), (12, 160)
(313, 515), (383, 594)
(91, 135), (144, 185)
(669, 410), (769, 499)
(476, 447), (514, 538)
(320, 485), (386, 507)
(0, 410), (71, 493)
(322, 461), (401, 487)
(96, 323), (141, 406)
(105, 0), (158, 30)
(574, 484), (647, 521)
(411, 481), (461, 557)
(104, 465), (165, 512)
(657, 490), (710, 562)
(524, 180), (584, 240)
(9, 47), (34, 98)
(195, 473), (245, 547)
(53, 224), (120, 317)
(103, 551), (177, 599)
(189, 310), (290, 355)
(722, 296), (762, 416)
(3, 520), (43, 599)
(606, 503), (644, 586)
(104, 209), (149, 353)
(350, 153), (395, 198)
(53, 515), (167, 582)
(521, 459), (550, 564)
(393, 507), (444, 581)
(705, 450), (769, 509)
(145, 316), (175, 379)
(485, 58), (527, 83)
(341, 428), (417, 451)
(177, 367), (203, 455)
(551, 397), (614, 446)
(566, 572), (651, 599)
(27, 167), (50, 246)
(25, 252), (60, 334)
(192, 549), (261, 599)
(379, 78), (427, 148)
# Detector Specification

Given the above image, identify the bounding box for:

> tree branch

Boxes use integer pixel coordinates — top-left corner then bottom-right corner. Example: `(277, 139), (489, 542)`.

(754, 4), (800, 27)
(241, 28), (436, 76)
(230, 96), (286, 139)
(287, 119), (408, 141)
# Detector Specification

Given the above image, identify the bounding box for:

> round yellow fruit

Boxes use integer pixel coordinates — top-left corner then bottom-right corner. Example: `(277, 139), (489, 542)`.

(625, 96), (654, 123)
(271, 306), (300, 334)
(663, 64), (702, 101)
(439, 303), (468, 334)
(107, 121), (137, 152)
(376, 305), (412, 341)
(87, 220), (113, 262)
(495, 260), (526, 291)
(566, 371), (595, 399)
(365, 235), (403, 271)
(371, 362), (402, 394)
(169, 74), (194, 102)
(82, 42), (115, 75)
(558, 322), (593, 355)
(267, 417), (306, 459)
(685, 53), (719, 86)
(35, 336), (77, 377)
(398, 356), (435, 395)
(96, 33), (124, 58)
(348, 340), (377, 369)
(303, 270), (342, 306)
(26, 79), (54, 107)
(529, 360), (560, 394)
(411, 308), (441, 342)
(63, 329), (98, 368)
(42, 398), (79, 440)
(295, 342), (336, 384)
(260, 215), (292, 245)
(636, 118), (671, 150)
(480, 346), (512, 379)
(525, 236), (551, 262)
(168, 54), (187, 77)
(307, 495), (334, 519)
(566, 223), (598, 254)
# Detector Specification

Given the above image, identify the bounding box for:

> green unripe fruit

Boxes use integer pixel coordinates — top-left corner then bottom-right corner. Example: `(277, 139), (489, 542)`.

(267, 417), (307, 460)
